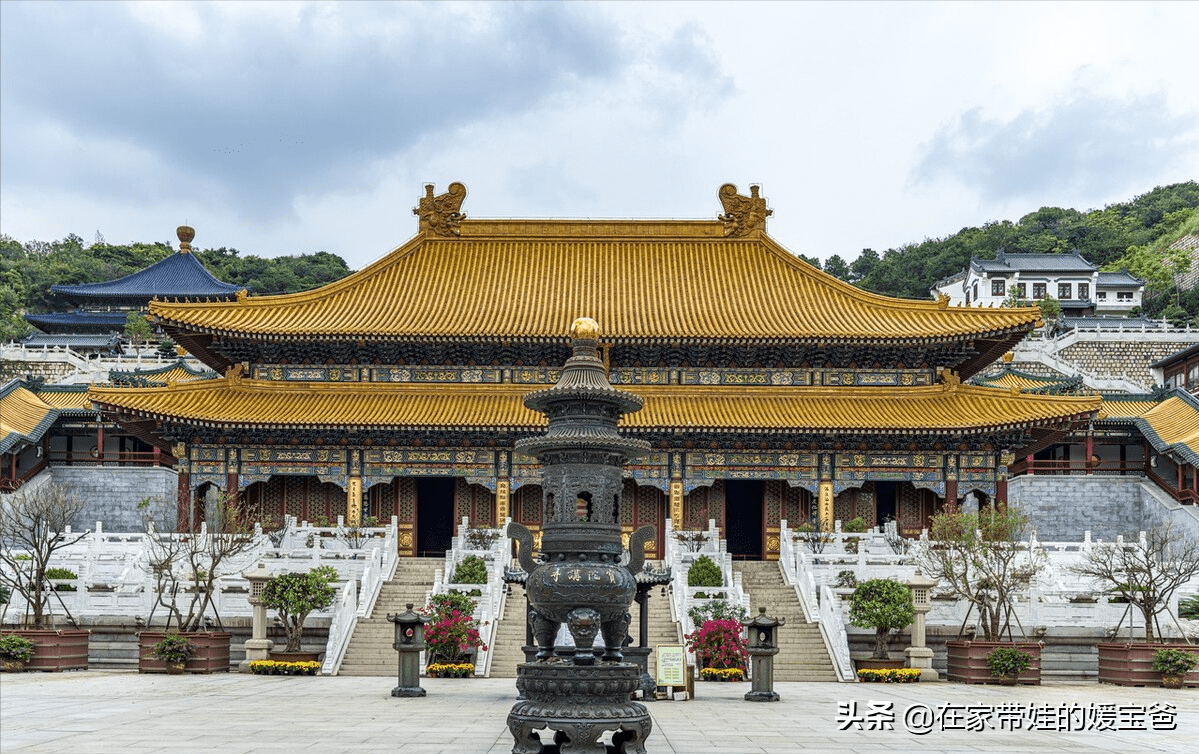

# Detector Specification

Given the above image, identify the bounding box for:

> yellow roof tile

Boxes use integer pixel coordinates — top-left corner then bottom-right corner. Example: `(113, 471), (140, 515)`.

(36, 389), (95, 412)
(0, 384), (57, 452)
(1140, 396), (1199, 448)
(150, 222), (1039, 344)
(89, 380), (1099, 434)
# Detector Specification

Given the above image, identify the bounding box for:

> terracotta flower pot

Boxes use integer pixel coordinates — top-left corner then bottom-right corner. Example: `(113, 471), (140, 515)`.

(945, 640), (1042, 685)
(1162, 675), (1184, 689)
(1097, 643), (1199, 687)
(10, 629), (89, 672)
(166, 662), (186, 675)
(2, 659), (25, 673)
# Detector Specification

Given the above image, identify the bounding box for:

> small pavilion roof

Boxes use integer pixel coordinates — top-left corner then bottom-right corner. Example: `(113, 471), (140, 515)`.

(972, 366), (1087, 395)
(23, 311), (131, 335)
(52, 250), (241, 303)
(21, 333), (122, 351)
(0, 380), (59, 455)
(108, 359), (218, 387)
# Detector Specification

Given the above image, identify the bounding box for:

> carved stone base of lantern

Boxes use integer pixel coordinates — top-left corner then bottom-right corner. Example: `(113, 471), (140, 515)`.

(509, 662), (652, 754)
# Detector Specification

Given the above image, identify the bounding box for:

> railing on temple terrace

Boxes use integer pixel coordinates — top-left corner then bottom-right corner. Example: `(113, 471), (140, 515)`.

(1009, 458), (1197, 505)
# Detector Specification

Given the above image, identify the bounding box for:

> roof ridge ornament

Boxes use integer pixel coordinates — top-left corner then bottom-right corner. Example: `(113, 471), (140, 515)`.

(177, 225), (195, 254)
(413, 182), (467, 237)
(718, 183), (772, 237)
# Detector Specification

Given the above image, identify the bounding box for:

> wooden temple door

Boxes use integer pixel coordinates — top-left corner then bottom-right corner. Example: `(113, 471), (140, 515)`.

(724, 479), (764, 559)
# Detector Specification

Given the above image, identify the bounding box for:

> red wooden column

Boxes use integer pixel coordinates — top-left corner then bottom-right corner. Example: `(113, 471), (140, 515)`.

(176, 468), (191, 533)
(95, 424), (105, 462)
(1085, 431), (1094, 475)
(944, 478), (958, 509)
(996, 476), (1008, 506)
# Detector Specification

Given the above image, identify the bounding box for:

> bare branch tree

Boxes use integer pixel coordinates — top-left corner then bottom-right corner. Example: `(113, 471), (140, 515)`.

(0, 483), (88, 627)
(1069, 521), (1199, 643)
(912, 504), (1045, 641)
(139, 491), (265, 631)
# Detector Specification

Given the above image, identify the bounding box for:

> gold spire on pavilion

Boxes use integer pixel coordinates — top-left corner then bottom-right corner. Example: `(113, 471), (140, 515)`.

(177, 225), (195, 254)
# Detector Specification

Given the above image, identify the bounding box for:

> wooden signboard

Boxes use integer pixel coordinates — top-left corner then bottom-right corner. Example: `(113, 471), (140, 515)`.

(655, 644), (692, 698)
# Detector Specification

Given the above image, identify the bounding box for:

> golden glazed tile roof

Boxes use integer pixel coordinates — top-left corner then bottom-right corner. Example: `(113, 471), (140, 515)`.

(149, 221), (1039, 345)
(0, 382), (59, 454)
(88, 378), (1099, 435)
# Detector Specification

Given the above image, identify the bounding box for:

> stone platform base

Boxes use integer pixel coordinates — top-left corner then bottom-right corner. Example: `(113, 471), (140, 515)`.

(509, 661), (651, 754)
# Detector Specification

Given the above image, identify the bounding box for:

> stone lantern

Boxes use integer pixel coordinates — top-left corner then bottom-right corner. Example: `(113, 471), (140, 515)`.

(239, 561), (274, 672)
(905, 569), (939, 681)
(388, 603), (429, 698)
(742, 607), (784, 702)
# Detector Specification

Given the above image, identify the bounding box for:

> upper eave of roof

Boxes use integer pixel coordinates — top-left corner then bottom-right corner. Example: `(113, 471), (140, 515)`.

(149, 220), (1040, 347)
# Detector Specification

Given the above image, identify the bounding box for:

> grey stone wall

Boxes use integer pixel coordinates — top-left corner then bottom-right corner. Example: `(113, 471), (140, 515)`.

(1058, 339), (1195, 386)
(51, 466), (177, 532)
(1010, 475), (1199, 543)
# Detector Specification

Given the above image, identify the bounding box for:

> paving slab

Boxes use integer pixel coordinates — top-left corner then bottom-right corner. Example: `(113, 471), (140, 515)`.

(1, 672), (1195, 753)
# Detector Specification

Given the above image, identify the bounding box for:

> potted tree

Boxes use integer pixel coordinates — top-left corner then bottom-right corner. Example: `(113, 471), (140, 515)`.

(688, 554), (725, 600)
(136, 493), (264, 673)
(1070, 521), (1199, 686)
(986, 646), (1032, 686)
(848, 578), (914, 669)
(1152, 648), (1199, 689)
(1, 633), (36, 672)
(148, 633), (196, 674)
(260, 565), (338, 662)
(0, 483), (90, 671)
(913, 503), (1045, 684)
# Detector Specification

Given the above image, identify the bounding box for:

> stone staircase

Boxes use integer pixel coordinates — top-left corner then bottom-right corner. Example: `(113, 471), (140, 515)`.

(732, 561), (838, 682)
(488, 563), (682, 679)
(336, 557), (442, 676)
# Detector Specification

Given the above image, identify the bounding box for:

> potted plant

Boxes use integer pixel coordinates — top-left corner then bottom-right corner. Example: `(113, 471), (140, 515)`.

(136, 493), (265, 673)
(1152, 648), (1199, 689)
(260, 565), (338, 660)
(848, 578), (914, 669)
(450, 554), (488, 596)
(1069, 521), (1199, 686)
(842, 516), (867, 554)
(1, 633), (35, 672)
(684, 618), (747, 680)
(422, 593), (488, 675)
(0, 483), (91, 671)
(688, 554), (725, 599)
(913, 503), (1045, 684)
(148, 633), (196, 674)
(986, 646), (1032, 686)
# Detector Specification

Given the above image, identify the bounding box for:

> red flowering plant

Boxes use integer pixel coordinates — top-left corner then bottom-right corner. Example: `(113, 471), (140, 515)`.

(421, 592), (488, 667)
(684, 619), (748, 674)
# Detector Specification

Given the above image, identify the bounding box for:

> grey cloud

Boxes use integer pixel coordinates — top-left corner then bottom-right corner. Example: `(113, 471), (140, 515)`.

(1, 2), (699, 218)
(913, 91), (1198, 201)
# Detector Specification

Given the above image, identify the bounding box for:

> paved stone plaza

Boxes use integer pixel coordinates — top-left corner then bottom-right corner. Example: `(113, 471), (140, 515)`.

(0, 673), (1194, 753)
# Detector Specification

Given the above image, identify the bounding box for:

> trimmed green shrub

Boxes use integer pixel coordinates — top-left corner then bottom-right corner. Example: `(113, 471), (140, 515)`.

(451, 555), (488, 585)
(688, 555), (723, 588)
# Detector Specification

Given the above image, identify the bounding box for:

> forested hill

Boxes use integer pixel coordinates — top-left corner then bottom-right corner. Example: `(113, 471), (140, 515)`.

(3, 181), (1198, 341)
(808, 181), (1199, 310)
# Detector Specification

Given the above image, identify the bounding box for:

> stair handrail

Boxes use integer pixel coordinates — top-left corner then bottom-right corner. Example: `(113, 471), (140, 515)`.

(320, 579), (358, 676)
(817, 583), (857, 682)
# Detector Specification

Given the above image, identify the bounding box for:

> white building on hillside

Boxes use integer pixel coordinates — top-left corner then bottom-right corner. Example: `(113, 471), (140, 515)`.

(932, 249), (1144, 316)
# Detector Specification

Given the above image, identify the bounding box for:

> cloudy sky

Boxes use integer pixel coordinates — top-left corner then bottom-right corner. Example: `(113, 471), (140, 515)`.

(2, 1), (1197, 270)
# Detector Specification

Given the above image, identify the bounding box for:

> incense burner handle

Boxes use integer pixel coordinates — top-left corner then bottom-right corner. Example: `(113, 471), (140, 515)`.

(507, 521), (538, 575)
(626, 524), (655, 576)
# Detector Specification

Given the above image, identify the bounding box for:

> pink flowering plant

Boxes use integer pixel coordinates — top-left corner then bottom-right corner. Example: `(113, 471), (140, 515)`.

(422, 593), (488, 666)
(684, 619), (747, 672)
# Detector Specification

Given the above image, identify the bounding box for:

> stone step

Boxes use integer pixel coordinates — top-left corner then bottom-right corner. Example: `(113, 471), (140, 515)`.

(337, 557), (443, 676)
(732, 561), (838, 682)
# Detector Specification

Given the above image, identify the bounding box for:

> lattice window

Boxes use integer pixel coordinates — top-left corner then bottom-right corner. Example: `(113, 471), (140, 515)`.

(637, 485), (664, 527)
(781, 485), (811, 524)
(370, 482), (394, 519)
(898, 484), (920, 531)
(397, 477), (416, 523)
(517, 484), (541, 524)
(764, 481), (782, 526)
(284, 477), (305, 520)
(684, 487), (708, 529)
(710, 481), (726, 529)
(621, 480), (636, 525)
(855, 483), (876, 525)
(325, 481), (347, 522)
(833, 488), (854, 523)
